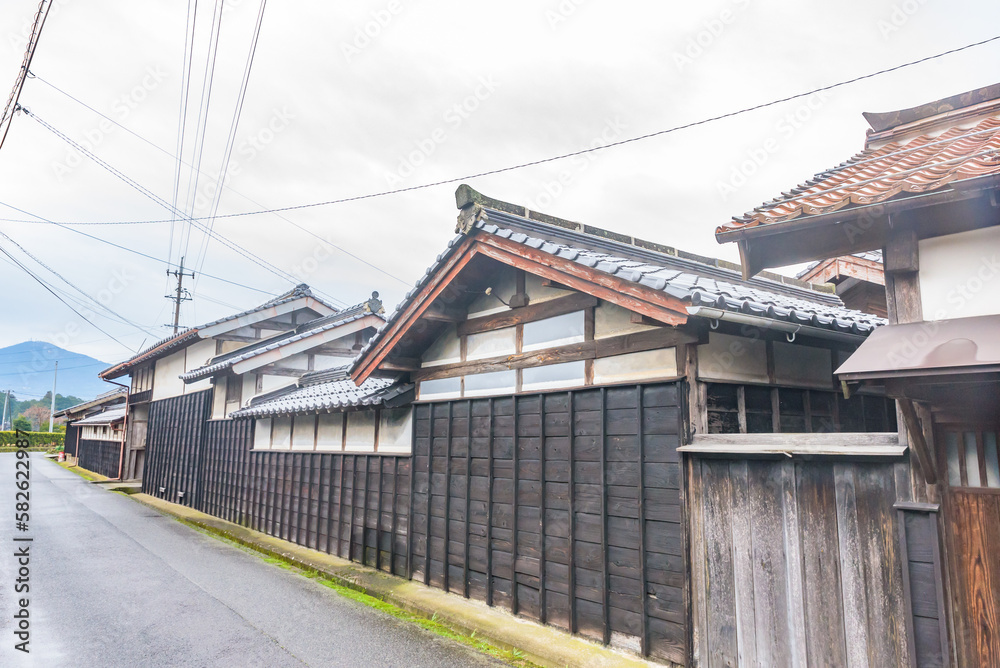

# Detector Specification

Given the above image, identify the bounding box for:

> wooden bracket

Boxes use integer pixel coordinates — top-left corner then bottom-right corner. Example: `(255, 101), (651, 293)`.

(899, 398), (938, 485)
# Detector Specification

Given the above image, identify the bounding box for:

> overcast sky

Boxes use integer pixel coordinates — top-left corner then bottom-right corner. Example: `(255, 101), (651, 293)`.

(1, 0), (998, 370)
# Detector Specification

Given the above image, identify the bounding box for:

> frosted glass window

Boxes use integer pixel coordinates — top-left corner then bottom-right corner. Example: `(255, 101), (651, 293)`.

(984, 432), (1000, 488)
(418, 376), (461, 400)
(946, 432), (960, 486)
(965, 432), (982, 487)
(464, 370), (516, 397)
(466, 327), (516, 360)
(522, 311), (585, 351)
(522, 361), (585, 391)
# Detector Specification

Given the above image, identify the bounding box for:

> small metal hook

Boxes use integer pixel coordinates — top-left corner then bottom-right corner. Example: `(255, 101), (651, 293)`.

(786, 326), (800, 343)
(709, 319), (719, 330)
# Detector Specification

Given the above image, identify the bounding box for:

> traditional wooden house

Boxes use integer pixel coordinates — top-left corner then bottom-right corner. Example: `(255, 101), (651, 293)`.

(716, 83), (1000, 667)
(173, 184), (892, 665)
(799, 251), (887, 317)
(54, 387), (127, 472)
(97, 284), (345, 484)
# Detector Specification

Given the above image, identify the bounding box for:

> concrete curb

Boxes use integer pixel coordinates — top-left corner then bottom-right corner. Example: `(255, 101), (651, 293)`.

(128, 493), (662, 668)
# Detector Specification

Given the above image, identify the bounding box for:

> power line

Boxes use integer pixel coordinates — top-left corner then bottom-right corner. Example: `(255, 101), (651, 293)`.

(27, 72), (410, 285)
(0, 200), (277, 295)
(0, 0), (52, 152)
(193, 0), (268, 281)
(39, 34), (999, 227)
(0, 241), (134, 351)
(20, 108), (333, 297)
(170, 0), (200, 274)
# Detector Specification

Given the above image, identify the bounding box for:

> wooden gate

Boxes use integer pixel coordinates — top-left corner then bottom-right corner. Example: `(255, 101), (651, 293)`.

(410, 382), (685, 663)
(942, 426), (1000, 667)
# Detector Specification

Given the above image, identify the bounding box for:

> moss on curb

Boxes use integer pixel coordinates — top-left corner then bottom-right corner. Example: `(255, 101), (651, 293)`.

(56, 460), (107, 482)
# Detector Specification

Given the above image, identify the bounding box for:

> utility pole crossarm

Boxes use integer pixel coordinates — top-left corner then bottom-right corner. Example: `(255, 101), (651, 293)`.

(166, 256), (195, 335)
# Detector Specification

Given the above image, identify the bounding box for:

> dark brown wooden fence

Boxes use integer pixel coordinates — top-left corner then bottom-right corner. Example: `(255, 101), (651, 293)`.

(143, 390), (212, 506)
(245, 452), (410, 575)
(410, 382), (685, 663)
(64, 424), (80, 457)
(688, 458), (910, 667)
(200, 419), (253, 524)
(77, 438), (121, 478)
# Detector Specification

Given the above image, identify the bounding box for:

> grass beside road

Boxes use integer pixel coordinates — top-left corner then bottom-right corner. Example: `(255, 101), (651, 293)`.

(56, 460), (108, 482)
(176, 518), (542, 668)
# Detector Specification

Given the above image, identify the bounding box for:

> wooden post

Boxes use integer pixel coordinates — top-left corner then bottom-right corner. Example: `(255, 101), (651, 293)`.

(464, 399), (473, 598)
(600, 387), (610, 645)
(511, 396), (520, 616)
(637, 385), (649, 655)
(568, 390), (577, 634)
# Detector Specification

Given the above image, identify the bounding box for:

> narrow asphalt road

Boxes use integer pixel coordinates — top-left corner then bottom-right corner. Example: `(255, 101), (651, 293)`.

(0, 453), (504, 667)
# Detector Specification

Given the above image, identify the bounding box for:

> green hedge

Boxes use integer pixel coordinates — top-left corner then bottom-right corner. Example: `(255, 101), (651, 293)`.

(0, 431), (65, 448)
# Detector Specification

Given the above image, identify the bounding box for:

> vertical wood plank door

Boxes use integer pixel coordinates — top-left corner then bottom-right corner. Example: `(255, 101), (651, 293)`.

(409, 382), (685, 663)
(949, 490), (1000, 667)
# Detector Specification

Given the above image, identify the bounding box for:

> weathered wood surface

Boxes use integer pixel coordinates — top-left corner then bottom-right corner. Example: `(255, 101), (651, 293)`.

(950, 491), (1000, 668)
(689, 458), (910, 667)
(143, 390), (212, 506)
(77, 438), (122, 478)
(410, 382), (685, 663)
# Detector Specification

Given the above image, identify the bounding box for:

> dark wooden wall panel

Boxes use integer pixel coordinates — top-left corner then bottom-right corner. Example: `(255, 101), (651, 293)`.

(77, 438), (121, 478)
(200, 419), (253, 524)
(690, 458), (910, 667)
(242, 451), (411, 577)
(899, 509), (948, 668)
(410, 382), (685, 662)
(142, 390), (212, 506)
(64, 424), (80, 457)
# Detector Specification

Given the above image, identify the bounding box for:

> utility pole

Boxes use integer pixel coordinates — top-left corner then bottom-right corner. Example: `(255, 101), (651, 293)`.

(48, 361), (57, 432)
(166, 256), (195, 334)
(2, 390), (9, 430)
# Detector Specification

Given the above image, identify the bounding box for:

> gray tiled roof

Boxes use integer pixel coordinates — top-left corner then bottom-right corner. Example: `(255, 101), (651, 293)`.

(73, 406), (127, 425)
(100, 284), (337, 379)
(351, 207), (887, 372)
(229, 365), (398, 419)
(180, 295), (384, 383)
(53, 387), (127, 418)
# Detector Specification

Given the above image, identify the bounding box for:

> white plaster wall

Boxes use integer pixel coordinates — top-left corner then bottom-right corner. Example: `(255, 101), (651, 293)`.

(291, 415), (316, 450)
(919, 225), (1000, 320)
(316, 413), (344, 450)
(594, 301), (657, 339)
(344, 412), (377, 452)
(379, 408), (413, 453)
(211, 378), (227, 419)
(152, 350), (186, 401)
(593, 348), (678, 384)
(697, 332), (769, 384)
(254, 418), (272, 450)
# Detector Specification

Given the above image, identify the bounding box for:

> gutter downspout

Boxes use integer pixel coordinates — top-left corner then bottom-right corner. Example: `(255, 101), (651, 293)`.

(103, 380), (129, 481)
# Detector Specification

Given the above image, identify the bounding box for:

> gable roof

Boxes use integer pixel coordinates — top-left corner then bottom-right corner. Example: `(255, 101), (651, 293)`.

(53, 387), (127, 419)
(350, 186), (885, 384)
(73, 405), (127, 426)
(715, 84), (1000, 275)
(229, 365), (401, 419)
(179, 294), (385, 383)
(99, 284), (338, 380)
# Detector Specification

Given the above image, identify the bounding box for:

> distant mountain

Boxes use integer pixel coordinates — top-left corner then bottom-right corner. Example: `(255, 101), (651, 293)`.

(0, 341), (112, 402)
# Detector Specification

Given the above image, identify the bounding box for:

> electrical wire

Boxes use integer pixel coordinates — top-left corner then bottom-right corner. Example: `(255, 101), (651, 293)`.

(0, 0), (52, 152)
(41, 33), (998, 227)
(0, 228), (159, 336)
(0, 200), (276, 295)
(168, 0), (199, 286)
(27, 71), (410, 284)
(0, 242), (133, 351)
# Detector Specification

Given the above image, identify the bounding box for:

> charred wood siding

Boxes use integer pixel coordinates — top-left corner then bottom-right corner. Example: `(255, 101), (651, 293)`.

(689, 459), (910, 667)
(245, 452), (410, 576)
(410, 383), (685, 663)
(64, 424), (80, 457)
(200, 419), (253, 524)
(77, 438), (121, 478)
(143, 390), (212, 506)
(898, 507), (948, 668)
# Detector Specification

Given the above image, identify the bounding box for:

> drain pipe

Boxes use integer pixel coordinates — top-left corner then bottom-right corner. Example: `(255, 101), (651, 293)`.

(103, 379), (130, 481)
